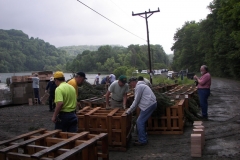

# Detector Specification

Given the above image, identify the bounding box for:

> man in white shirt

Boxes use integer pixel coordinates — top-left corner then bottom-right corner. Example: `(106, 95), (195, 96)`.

(94, 73), (101, 85)
(30, 74), (41, 104)
(126, 77), (157, 146)
(109, 73), (116, 84)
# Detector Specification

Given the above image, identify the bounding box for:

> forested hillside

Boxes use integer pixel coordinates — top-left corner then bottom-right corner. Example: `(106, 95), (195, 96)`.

(0, 29), (169, 74)
(171, 0), (240, 79)
(66, 44), (169, 73)
(58, 45), (100, 56)
(0, 29), (73, 72)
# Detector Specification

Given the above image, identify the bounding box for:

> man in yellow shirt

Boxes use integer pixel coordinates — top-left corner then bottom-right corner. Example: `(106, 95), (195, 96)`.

(67, 72), (87, 109)
(51, 71), (78, 132)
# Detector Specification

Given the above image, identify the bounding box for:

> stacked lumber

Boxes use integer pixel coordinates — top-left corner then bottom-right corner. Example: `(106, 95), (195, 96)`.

(0, 129), (108, 160)
(191, 121), (205, 157)
(10, 81), (49, 105)
(77, 107), (132, 151)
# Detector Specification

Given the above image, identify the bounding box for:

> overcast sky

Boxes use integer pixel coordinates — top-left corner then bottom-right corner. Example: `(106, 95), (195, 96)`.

(0, 0), (212, 54)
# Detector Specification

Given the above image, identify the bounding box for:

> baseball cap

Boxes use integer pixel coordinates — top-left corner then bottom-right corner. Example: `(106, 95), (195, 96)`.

(119, 75), (127, 83)
(128, 77), (138, 83)
(76, 72), (87, 79)
(53, 71), (64, 79)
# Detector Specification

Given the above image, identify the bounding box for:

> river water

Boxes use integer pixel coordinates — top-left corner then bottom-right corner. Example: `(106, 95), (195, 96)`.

(0, 72), (108, 85)
(0, 72), (108, 106)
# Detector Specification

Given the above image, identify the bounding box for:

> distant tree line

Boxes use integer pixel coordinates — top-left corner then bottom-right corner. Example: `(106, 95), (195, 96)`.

(171, 0), (240, 79)
(58, 45), (100, 56)
(66, 44), (170, 74)
(0, 29), (73, 72)
(0, 29), (170, 75)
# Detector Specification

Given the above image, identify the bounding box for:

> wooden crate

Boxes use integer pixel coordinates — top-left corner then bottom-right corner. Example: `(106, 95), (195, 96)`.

(11, 76), (22, 83)
(77, 107), (132, 151)
(146, 99), (185, 134)
(0, 129), (108, 160)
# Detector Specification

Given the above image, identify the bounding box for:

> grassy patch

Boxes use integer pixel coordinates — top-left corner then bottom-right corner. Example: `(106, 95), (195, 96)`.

(128, 74), (195, 85)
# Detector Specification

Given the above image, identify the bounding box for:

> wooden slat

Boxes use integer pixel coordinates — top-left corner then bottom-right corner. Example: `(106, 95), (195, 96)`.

(0, 130), (61, 153)
(54, 133), (107, 160)
(7, 152), (32, 159)
(31, 131), (89, 159)
(0, 128), (46, 146)
(107, 108), (119, 116)
(85, 107), (101, 115)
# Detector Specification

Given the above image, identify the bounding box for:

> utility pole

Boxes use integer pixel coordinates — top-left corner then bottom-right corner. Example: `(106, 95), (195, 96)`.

(132, 8), (160, 84)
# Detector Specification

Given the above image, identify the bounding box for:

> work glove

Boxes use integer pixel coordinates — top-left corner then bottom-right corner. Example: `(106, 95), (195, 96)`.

(126, 108), (131, 115)
(123, 104), (126, 109)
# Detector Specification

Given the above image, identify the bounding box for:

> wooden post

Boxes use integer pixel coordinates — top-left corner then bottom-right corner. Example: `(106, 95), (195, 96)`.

(191, 134), (202, 157)
(194, 125), (205, 146)
(193, 129), (204, 150)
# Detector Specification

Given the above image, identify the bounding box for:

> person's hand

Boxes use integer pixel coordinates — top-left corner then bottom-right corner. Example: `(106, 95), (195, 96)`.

(51, 116), (57, 123)
(193, 75), (198, 80)
(123, 104), (126, 109)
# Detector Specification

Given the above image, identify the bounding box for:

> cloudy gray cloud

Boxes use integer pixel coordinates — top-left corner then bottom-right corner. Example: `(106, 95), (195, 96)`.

(0, 0), (212, 53)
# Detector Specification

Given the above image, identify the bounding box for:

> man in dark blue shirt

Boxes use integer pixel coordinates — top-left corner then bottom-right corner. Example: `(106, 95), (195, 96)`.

(45, 77), (57, 112)
(101, 76), (110, 84)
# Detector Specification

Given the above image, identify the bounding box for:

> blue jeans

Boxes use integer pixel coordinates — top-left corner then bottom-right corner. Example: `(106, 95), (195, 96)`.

(198, 89), (210, 117)
(33, 88), (41, 104)
(137, 102), (157, 144)
(55, 112), (78, 133)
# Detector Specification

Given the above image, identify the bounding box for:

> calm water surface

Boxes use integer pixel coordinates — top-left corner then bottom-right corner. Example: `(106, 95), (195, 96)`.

(0, 72), (108, 85)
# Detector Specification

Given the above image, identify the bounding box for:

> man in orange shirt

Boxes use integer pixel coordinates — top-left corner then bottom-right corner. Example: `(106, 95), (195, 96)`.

(68, 72), (87, 109)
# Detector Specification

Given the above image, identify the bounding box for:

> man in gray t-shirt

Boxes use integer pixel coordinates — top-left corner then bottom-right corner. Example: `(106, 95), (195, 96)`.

(30, 74), (40, 104)
(105, 75), (129, 109)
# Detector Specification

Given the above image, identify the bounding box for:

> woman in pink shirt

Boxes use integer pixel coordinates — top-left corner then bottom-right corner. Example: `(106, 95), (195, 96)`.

(194, 65), (211, 120)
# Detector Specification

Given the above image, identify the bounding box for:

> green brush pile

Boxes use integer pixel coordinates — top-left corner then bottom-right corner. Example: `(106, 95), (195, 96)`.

(184, 95), (200, 123)
(77, 81), (104, 101)
(151, 90), (175, 117)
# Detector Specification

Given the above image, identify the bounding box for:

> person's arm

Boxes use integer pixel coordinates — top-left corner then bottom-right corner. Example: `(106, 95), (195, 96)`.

(123, 93), (127, 109)
(126, 87), (142, 114)
(105, 91), (111, 108)
(51, 101), (63, 123)
(195, 74), (210, 86)
(45, 82), (50, 93)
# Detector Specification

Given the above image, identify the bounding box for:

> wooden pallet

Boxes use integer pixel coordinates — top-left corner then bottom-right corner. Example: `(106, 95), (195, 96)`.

(146, 99), (185, 134)
(77, 107), (132, 151)
(0, 129), (108, 160)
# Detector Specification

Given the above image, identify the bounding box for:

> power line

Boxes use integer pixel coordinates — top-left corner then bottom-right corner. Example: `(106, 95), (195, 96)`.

(76, 0), (146, 42)
(109, 0), (142, 26)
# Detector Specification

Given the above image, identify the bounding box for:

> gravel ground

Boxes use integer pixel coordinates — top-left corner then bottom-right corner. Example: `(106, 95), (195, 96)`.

(0, 77), (240, 159)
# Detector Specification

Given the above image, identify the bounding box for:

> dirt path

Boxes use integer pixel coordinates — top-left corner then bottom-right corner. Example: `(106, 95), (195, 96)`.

(0, 77), (240, 159)
(109, 77), (240, 159)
